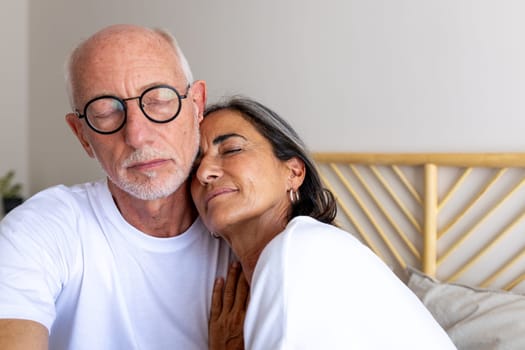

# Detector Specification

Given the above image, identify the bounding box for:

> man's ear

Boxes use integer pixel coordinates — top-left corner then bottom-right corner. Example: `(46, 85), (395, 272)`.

(190, 80), (207, 123)
(286, 157), (306, 188)
(65, 113), (95, 158)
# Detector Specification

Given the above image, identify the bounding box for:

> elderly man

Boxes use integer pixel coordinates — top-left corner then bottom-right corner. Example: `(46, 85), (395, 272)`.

(0, 24), (245, 349)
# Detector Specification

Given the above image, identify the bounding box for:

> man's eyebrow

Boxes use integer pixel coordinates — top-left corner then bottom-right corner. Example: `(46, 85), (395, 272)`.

(213, 133), (247, 145)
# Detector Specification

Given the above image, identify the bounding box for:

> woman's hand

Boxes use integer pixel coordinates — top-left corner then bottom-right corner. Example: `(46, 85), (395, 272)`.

(209, 262), (249, 350)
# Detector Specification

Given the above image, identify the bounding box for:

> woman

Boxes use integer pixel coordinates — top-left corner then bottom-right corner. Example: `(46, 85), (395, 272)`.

(192, 97), (456, 349)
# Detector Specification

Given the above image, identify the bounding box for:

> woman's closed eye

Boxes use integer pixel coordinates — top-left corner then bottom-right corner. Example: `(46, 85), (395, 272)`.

(222, 147), (242, 155)
(214, 133), (247, 156)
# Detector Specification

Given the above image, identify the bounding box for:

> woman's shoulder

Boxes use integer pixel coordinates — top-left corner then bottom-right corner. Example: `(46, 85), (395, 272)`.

(279, 216), (388, 267)
(285, 216), (361, 245)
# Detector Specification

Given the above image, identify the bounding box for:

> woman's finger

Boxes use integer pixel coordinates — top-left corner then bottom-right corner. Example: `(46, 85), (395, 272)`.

(222, 262), (241, 312)
(233, 269), (249, 311)
(210, 277), (224, 322)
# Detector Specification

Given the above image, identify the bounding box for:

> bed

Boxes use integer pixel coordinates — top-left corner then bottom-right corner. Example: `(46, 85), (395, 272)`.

(313, 152), (525, 349)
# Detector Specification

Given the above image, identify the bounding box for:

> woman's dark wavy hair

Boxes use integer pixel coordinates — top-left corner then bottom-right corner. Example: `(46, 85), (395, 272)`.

(204, 96), (337, 225)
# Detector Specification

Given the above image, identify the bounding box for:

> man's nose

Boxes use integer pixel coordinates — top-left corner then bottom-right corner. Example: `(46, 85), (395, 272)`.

(123, 98), (151, 148)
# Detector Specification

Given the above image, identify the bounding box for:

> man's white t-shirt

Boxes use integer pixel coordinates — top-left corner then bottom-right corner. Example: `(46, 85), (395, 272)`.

(245, 216), (457, 350)
(0, 180), (232, 349)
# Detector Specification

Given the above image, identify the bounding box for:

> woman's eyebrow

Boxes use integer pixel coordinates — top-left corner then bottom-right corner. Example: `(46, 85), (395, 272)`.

(212, 133), (247, 145)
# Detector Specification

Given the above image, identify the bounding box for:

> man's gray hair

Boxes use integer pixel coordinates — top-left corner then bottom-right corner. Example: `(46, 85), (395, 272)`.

(64, 27), (194, 110)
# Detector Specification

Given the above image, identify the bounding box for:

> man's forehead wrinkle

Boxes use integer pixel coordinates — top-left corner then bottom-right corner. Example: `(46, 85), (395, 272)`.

(77, 25), (173, 65)
(70, 25), (187, 110)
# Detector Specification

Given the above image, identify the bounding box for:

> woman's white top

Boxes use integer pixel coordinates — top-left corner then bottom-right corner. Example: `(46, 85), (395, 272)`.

(245, 216), (457, 350)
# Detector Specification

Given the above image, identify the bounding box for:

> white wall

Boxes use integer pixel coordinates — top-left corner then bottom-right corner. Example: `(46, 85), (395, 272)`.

(22, 0), (525, 195)
(0, 1), (28, 196)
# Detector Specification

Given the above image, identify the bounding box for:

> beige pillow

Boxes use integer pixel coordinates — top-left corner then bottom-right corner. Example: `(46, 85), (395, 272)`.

(407, 268), (525, 350)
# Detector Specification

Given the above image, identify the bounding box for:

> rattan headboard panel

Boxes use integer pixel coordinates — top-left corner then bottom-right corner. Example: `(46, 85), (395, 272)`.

(313, 153), (525, 292)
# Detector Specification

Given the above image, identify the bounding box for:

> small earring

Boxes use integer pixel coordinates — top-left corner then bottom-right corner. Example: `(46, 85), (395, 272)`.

(288, 189), (300, 204)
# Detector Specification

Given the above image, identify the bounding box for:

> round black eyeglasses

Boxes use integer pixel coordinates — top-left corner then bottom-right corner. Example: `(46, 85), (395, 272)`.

(75, 84), (190, 135)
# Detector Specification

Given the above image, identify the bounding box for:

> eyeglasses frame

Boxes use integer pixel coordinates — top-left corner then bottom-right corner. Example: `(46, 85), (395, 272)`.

(75, 84), (191, 135)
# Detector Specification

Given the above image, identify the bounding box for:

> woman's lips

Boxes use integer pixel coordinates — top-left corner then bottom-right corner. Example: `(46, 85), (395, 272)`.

(205, 187), (237, 207)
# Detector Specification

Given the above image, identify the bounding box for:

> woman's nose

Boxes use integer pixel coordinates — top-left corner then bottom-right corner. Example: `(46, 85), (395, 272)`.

(195, 156), (222, 185)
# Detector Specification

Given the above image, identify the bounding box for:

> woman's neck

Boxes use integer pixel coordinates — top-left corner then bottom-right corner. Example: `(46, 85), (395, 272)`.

(224, 216), (289, 285)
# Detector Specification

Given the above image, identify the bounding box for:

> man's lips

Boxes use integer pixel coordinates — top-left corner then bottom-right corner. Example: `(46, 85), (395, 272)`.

(205, 188), (237, 207)
(128, 159), (169, 171)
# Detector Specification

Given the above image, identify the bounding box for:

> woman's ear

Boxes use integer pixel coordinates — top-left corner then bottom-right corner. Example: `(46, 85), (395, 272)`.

(286, 157), (306, 188)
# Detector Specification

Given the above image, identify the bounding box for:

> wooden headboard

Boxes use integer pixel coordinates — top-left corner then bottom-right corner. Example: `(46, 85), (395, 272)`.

(313, 153), (525, 292)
